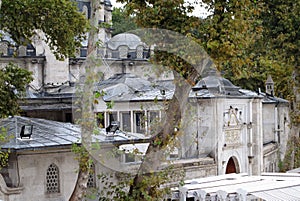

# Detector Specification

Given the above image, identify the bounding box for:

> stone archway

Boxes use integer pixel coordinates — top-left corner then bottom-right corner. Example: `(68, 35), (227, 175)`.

(225, 157), (240, 174)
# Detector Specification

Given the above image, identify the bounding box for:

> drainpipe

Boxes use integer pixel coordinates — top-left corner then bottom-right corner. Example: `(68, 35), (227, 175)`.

(41, 58), (45, 92)
(248, 101), (253, 176)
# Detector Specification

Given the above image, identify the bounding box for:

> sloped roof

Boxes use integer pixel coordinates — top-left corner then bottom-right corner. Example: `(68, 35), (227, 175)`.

(261, 92), (289, 104)
(0, 116), (80, 151)
(96, 73), (173, 102)
(0, 116), (149, 151)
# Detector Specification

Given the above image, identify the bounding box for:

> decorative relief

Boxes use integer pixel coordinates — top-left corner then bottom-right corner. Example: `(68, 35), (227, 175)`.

(223, 105), (243, 128)
(223, 105), (243, 145)
(225, 129), (241, 145)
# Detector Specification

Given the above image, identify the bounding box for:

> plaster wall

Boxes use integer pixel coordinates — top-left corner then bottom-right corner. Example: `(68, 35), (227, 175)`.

(262, 104), (276, 143)
(13, 151), (78, 201)
(263, 149), (279, 172)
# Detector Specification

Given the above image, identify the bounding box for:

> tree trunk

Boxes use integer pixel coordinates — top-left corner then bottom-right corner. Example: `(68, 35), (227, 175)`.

(69, 170), (90, 201)
(129, 69), (199, 198)
(69, 0), (100, 200)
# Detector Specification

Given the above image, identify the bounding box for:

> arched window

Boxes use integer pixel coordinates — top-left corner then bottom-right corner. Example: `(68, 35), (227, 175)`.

(136, 46), (144, 59)
(87, 163), (96, 188)
(118, 46), (128, 59)
(46, 163), (60, 193)
(82, 5), (89, 19)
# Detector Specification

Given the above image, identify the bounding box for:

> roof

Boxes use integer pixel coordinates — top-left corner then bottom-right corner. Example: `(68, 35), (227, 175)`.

(190, 70), (262, 99)
(266, 75), (274, 84)
(106, 33), (146, 50)
(96, 73), (173, 102)
(172, 173), (300, 201)
(0, 116), (149, 151)
(261, 92), (289, 104)
(0, 116), (80, 151)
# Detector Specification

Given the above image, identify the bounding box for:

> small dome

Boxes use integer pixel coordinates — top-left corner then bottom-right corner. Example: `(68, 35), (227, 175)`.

(192, 69), (240, 95)
(107, 33), (145, 50)
(104, 0), (112, 6)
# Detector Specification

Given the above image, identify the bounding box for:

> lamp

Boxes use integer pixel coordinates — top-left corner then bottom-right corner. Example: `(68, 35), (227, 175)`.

(20, 125), (33, 139)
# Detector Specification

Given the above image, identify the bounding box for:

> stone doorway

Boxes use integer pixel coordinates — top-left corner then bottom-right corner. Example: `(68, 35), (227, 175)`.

(225, 157), (240, 174)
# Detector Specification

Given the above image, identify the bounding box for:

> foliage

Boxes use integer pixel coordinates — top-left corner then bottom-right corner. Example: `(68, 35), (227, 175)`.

(72, 144), (93, 172)
(280, 135), (300, 171)
(0, 63), (33, 118)
(0, 127), (9, 169)
(98, 166), (184, 201)
(0, 0), (89, 60)
(112, 8), (138, 36)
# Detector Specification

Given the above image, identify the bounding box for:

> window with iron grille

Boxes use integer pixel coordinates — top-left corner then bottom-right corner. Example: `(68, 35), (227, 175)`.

(87, 163), (96, 188)
(46, 163), (60, 194)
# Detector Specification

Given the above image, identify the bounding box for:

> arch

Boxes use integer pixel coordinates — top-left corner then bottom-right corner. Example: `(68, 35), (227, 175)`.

(46, 163), (60, 193)
(225, 156), (240, 174)
(82, 5), (89, 19)
(136, 45), (144, 59)
(118, 45), (129, 59)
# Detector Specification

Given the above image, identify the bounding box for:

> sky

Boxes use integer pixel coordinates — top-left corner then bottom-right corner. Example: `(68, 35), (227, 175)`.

(109, 0), (209, 18)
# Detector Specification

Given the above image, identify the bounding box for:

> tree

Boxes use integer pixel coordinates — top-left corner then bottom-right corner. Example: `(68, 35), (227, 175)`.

(112, 7), (137, 36)
(0, 63), (33, 118)
(260, 0), (300, 169)
(0, 63), (32, 172)
(0, 1), (90, 198)
(69, 0), (102, 199)
(112, 0), (267, 199)
(0, 0), (89, 60)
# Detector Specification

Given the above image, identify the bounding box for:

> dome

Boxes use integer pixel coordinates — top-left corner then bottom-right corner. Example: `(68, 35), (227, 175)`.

(192, 69), (241, 95)
(104, 0), (112, 6)
(107, 33), (145, 50)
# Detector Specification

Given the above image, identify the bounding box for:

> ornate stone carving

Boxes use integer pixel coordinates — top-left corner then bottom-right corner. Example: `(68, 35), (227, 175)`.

(225, 129), (241, 145)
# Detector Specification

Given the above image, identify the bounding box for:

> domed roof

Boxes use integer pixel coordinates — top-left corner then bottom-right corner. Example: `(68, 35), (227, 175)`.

(104, 0), (112, 6)
(106, 33), (145, 50)
(192, 69), (241, 96)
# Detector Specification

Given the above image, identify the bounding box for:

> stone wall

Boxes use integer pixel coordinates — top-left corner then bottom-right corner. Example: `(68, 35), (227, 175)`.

(5, 150), (79, 201)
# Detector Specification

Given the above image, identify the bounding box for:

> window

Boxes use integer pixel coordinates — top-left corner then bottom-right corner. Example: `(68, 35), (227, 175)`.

(96, 112), (105, 128)
(121, 112), (131, 132)
(134, 112), (145, 133)
(87, 163), (96, 188)
(108, 112), (118, 125)
(125, 153), (135, 163)
(65, 113), (73, 123)
(119, 46), (128, 59)
(136, 46), (144, 59)
(46, 163), (60, 194)
(147, 111), (159, 134)
(82, 5), (88, 19)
